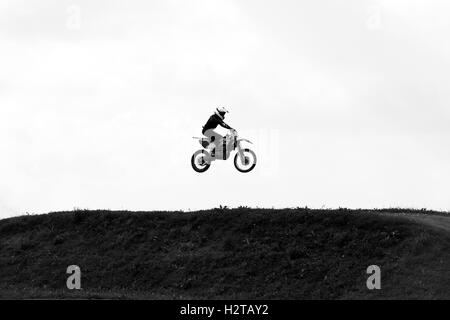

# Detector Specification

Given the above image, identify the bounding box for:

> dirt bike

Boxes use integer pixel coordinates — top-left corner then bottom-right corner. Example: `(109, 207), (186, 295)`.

(191, 130), (257, 173)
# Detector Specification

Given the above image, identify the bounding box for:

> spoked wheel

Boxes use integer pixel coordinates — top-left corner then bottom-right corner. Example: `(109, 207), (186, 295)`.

(191, 150), (211, 173)
(234, 149), (257, 173)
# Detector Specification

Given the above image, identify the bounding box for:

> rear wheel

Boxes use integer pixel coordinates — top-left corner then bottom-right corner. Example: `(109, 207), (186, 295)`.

(234, 149), (257, 173)
(191, 150), (211, 173)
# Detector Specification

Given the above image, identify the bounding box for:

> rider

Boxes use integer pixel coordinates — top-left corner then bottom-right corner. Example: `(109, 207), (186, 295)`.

(202, 107), (235, 156)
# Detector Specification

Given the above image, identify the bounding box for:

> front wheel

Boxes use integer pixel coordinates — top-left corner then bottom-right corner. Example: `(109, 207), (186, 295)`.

(234, 149), (257, 173)
(191, 150), (211, 173)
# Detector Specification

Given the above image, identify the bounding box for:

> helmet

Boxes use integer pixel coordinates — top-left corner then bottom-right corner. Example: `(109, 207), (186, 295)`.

(215, 107), (229, 119)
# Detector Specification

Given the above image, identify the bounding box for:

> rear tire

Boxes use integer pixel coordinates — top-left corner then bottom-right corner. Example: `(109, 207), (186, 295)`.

(234, 149), (257, 173)
(191, 150), (211, 173)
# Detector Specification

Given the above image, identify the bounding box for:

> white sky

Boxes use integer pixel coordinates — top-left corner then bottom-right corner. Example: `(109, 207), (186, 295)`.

(1, 0), (450, 217)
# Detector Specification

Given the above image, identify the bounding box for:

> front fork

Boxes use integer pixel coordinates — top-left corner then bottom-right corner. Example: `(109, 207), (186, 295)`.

(235, 141), (246, 163)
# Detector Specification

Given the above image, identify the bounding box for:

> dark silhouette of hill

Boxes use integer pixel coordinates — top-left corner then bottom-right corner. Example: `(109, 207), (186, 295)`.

(0, 208), (449, 299)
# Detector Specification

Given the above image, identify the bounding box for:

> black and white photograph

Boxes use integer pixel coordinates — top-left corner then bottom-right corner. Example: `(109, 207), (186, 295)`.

(1, 0), (450, 310)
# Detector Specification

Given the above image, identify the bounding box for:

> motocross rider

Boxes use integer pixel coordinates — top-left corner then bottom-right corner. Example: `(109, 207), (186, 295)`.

(202, 107), (235, 156)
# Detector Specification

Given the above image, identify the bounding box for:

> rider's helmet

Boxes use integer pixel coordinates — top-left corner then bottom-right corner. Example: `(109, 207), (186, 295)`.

(215, 106), (229, 120)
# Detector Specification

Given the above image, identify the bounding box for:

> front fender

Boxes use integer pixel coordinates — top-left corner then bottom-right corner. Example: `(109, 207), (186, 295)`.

(237, 138), (253, 144)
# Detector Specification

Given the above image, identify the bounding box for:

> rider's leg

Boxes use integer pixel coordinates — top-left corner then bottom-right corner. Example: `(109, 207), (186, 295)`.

(204, 129), (222, 157)
(207, 136), (216, 154)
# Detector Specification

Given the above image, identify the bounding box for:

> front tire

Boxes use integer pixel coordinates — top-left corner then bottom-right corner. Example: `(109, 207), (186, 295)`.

(234, 149), (257, 173)
(191, 150), (211, 173)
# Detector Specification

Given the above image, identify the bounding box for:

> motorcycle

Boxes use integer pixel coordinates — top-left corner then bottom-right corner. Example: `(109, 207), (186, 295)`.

(191, 130), (257, 173)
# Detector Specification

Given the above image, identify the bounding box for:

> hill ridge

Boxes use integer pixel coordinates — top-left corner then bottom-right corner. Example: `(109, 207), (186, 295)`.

(1, 208), (449, 299)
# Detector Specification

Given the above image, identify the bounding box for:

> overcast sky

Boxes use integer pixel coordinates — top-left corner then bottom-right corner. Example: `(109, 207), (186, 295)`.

(1, 0), (450, 218)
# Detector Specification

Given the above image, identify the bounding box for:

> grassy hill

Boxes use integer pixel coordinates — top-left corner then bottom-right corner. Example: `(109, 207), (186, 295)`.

(0, 208), (449, 299)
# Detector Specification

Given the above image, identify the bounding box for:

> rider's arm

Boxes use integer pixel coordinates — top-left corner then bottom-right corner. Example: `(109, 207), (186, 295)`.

(219, 121), (233, 130)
